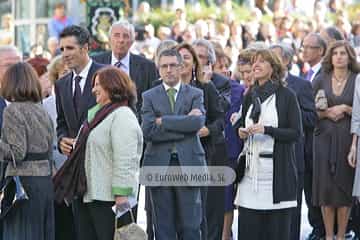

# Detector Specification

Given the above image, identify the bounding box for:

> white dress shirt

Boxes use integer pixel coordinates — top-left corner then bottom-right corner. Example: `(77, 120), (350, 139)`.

(72, 59), (93, 94)
(162, 81), (181, 101)
(309, 62), (322, 82)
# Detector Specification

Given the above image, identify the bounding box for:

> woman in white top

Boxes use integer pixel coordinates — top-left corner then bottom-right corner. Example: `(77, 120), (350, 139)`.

(235, 48), (302, 240)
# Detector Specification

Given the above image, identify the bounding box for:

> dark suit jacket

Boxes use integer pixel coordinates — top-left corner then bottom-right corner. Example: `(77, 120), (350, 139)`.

(55, 61), (103, 151)
(142, 83), (206, 168)
(0, 97), (6, 133)
(287, 73), (317, 173)
(92, 51), (158, 118)
(211, 73), (231, 113)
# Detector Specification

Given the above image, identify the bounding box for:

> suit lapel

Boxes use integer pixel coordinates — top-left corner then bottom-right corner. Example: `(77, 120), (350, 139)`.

(106, 52), (112, 65)
(64, 73), (78, 128)
(174, 84), (186, 115)
(158, 85), (173, 115)
(129, 54), (140, 87)
(78, 63), (97, 121)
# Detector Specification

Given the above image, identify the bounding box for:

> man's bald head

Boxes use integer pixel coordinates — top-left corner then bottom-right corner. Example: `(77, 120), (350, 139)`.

(0, 46), (21, 83)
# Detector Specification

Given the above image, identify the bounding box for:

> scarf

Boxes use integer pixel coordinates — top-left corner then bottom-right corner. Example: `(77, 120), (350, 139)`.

(249, 80), (279, 123)
(53, 101), (127, 204)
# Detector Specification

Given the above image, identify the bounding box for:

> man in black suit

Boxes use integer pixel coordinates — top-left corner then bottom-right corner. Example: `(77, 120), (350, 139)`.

(301, 33), (327, 240)
(92, 20), (158, 118)
(193, 39), (231, 240)
(55, 25), (103, 240)
(271, 43), (317, 240)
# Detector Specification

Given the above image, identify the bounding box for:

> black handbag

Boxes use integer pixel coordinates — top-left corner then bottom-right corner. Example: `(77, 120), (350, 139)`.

(0, 151), (29, 218)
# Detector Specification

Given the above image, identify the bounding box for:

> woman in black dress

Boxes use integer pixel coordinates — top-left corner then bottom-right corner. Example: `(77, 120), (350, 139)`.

(312, 40), (360, 240)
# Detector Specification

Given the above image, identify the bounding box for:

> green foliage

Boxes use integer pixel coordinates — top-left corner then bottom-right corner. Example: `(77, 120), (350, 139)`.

(144, 2), (360, 31)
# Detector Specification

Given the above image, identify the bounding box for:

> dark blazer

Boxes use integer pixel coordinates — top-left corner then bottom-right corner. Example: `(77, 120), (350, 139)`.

(194, 81), (225, 161)
(225, 81), (245, 160)
(55, 61), (103, 149)
(0, 97), (6, 132)
(211, 73), (231, 112)
(238, 85), (302, 203)
(141, 83), (206, 167)
(151, 79), (225, 161)
(286, 74), (317, 173)
(92, 51), (158, 117)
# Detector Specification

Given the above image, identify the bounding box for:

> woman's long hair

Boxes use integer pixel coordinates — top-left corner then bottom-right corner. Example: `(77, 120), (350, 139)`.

(176, 42), (206, 85)
(322, 40), (360, 74)
(251, 48), (287, 87)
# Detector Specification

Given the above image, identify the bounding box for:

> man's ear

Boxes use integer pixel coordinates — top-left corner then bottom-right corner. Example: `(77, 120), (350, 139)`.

(82, 43), (89, 52)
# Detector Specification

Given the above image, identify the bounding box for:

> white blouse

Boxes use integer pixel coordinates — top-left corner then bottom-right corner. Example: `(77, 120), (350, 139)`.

(234, 94), (297, 210)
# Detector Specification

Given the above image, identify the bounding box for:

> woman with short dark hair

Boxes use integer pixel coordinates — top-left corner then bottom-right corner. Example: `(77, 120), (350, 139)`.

(0, 62), (55, 240)
(234, 49), (302, 240)
(54, 66), (143, 240)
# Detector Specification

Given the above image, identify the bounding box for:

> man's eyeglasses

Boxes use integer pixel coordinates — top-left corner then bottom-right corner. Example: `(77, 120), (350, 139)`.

(159, 63), (179, 70)
(302, 45), (321, 50)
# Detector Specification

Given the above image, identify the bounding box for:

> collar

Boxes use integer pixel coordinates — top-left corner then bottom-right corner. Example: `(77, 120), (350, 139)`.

(72, 59), (93, 80)
(162, 81), (181, 93)
(111, 51), (130, 67)
(311, 61), (322, 75)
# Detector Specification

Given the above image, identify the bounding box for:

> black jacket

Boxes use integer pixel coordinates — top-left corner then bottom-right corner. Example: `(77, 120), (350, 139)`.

(287, 74), (317, 173)
(238, 85), (302, 203)
(55, 61), (103, 148)
(211, 73), (231, 112)
(92, 52), (158, 119)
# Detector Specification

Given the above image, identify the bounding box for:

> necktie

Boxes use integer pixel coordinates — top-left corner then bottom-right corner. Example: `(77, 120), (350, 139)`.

(306, 69), (314, 81)
(167, 88), (176, 112)
(73, 75), (82, 118)
(114, 61), (122, 68)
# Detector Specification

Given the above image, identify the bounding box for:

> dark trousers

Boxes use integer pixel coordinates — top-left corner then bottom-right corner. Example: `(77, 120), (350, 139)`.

(304, 159), (325, 236)
(206, 142), (226, 240)
(55, 202), (76, 240)
(75, 200), (133, 240)
(149, 154), (202, 240)
(200, 187), (208, 240)
(238, 207), (293, 240)
(290, 172), (304, 240)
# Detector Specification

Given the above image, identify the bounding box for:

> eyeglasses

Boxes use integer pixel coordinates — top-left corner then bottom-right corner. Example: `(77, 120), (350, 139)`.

(159, 63), (179, 70)
(302, 45), (321, 50)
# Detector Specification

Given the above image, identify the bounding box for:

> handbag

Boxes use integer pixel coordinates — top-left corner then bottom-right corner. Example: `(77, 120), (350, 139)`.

(0, 150), (29, 218)
(315, 89), (328, 110)
(114, 208), (147, 240)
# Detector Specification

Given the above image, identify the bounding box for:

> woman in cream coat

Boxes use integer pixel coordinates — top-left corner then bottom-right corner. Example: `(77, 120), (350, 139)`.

(78, 66), (143, 240)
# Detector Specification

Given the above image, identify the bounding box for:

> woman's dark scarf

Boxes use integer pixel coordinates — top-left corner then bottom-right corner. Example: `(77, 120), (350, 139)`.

(249, 80), (279, 123)
(53, 101), (127, 204)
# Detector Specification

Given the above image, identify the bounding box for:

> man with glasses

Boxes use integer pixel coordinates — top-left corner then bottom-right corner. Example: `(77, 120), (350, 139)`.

(302, 33), (327, 82)
(302, 33), (327, 240)
(142, 48), (206, 240)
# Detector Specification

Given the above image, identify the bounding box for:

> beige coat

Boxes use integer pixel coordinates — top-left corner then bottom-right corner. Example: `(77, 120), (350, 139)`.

(83, 106), (143, 203)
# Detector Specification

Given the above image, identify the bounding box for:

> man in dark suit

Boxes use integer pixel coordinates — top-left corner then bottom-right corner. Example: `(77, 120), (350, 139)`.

(55, 25), (103, 240)
(301, 33), (327, 240)
(271, 43), (317, 240)
(193, 39), (231, 240)
(92, 20), (158, 118)
(142, 49), (206, 240)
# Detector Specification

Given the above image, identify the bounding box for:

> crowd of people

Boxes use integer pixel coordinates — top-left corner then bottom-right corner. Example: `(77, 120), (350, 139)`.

(0, 1), (360, 240)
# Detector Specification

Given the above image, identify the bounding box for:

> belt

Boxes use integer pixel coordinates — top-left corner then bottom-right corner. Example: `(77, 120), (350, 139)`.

(259, 153), (273, 158)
